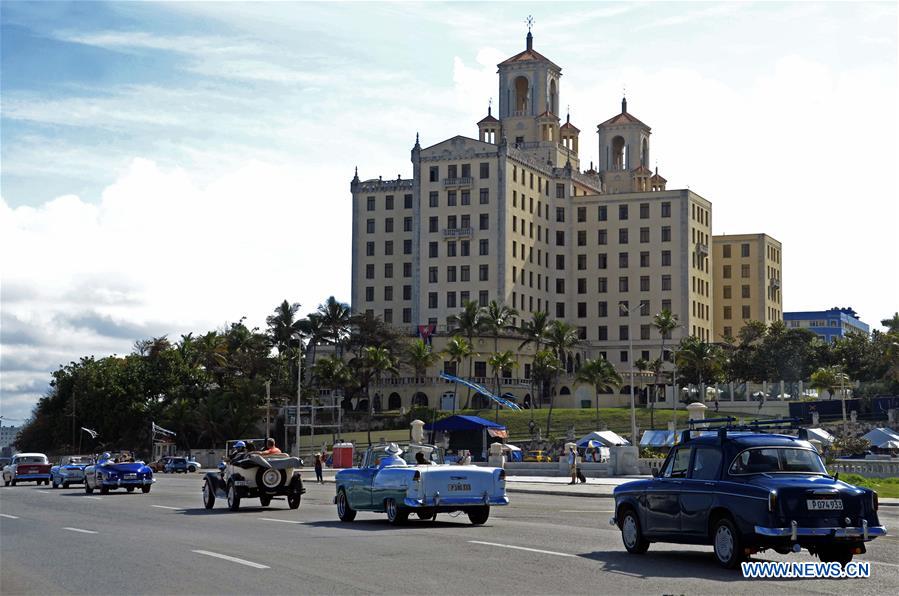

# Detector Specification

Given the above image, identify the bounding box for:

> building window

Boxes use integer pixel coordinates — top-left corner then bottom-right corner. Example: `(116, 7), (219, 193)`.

(461, 240), (470, 257)
(365, 264), (375, 279)
(742, 305), (751, 319)
(578, 278), (587, 294)
(661, 275), (671, 291)
(661, 202), (671, 217)
(741, 264), (750, 278)
(479, 239), (489, 256)
(384, 286), (393, 301)
(461, 214), (470, 229)
(577, 254), (587, 270)
(403, 262), (412, 277)
(479, 264), (489, 281)
(429, 166), (439, 182)
(640, 276), (650, 292)
(366, 219), (375, 234)
(428, 292), (438, 308)
(365, 287), (374, 301)
(403, 217), (412, 232)
(478, 291), (489, 307)
(385, 195), (394, 210)
(403, 308), (411, 323)
(598, 301), (608, 317)
(403, 285), (412, 300)
(619, 228), (628, 244)
(619, 325), (629, 341)
(640, 251), (649, 267)
(556, 254), (565, 270)
(598, 205), (607, 221)
(479, 162), (490, 179)
(480, 213), (489, 230)
(577, 207), (586, 222)
(723, 325), (731, 337)
(366, 196), (375, 211)
(723, 244), (731, 258)
(741, 243), (750, 257)
(460, 265), (470, 282)
(742, 285), (750, 298)
(429, 242), (438, 258)
(384, 263), (393, 278)
(385, 218), (393, 233)
(384, 240), (393, 256)
(403, 239), (412, 254)
(556, 207), (565, 222)
(640, 227), (649, 243)
(479, 188), (489, 204)
(556, 231), (565, 246)
(639, 203), (649, 219)
(723, 285), (731, 299)
(723, 265), (731, 279)
(620, 351), (629, 363)
(619, 276), (629, 292)
(556, 183), (565, 199)
(461, 190), (470, 205)
(618, 205), (629, 220)
(404, 194), (412, 209)
(723, 306), (732, 320)
(598, 277), (608, 293)
(578, 302), (587, 318)
(619, 252), (629, 268)
(447, 190), (457, 207)
(662, 299), (671, 312)
(598, 325), (608, 340)
(598, 229), (608, 245)
(641, 325), (650, 340)
(661, 250), (671, 266)
(447, 241), (457, 257)
(429, 191), (438, 207)
(556, 302), (565, 318)
(577, 230), (586, 246)
(461, 164), (470, 178)
(661, 226), (671, 242)
(598, 253), (608, 269)
(446, 292), (456, 309)
(555, 278), (565, 294)
(429, 216), (438, 233)
(366, 241), (375, 257)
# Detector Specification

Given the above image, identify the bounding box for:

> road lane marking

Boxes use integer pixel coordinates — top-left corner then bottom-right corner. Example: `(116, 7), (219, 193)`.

(468, 540), (576, 558)
(558, 510), (613, 513)
(192, 550), (270, 569)
(259, 517), (303, 524)
(874, 561), (899, 568)
(151, 505), (183, 510)
(0, 514), (20, 519)
(63, 527), (98, 534)
(83, 496), (102, 500)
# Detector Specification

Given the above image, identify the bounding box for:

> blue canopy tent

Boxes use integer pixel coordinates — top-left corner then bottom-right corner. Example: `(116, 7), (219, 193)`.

(425, 415), (508, 462)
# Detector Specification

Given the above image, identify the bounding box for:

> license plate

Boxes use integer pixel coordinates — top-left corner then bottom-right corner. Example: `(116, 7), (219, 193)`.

(807, 499), (843, 510)
(448, 483), (471, 492)
(125, 474), (137, 479)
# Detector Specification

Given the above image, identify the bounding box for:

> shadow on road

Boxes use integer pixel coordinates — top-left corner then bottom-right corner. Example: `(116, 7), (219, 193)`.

(577, 549), (797, 582)
(304, 518), (487, 531)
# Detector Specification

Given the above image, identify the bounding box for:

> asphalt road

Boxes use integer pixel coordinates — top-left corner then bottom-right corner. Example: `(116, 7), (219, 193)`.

(1, 475), (897, 595)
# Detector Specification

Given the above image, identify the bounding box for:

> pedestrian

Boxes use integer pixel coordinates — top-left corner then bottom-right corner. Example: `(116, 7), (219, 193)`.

(714, 399), (719, 412)
(567, 445), (577, 485)
(313, 452), (323, 484)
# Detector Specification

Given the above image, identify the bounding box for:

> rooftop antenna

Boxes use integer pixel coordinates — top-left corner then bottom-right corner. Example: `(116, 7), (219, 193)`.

(488, 97), (493, 116)
(525, 15), (534, 50)
(526, 14), (534, 32)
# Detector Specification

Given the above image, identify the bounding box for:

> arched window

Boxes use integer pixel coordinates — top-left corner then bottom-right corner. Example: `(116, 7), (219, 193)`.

(356, 398), (369, 412)
(641, 138), (649, 167)
(411, 392), (429, 408)
(560, 386), (571, 395)
(549, 79), (557, 114)
(612, 136), (626, 170)
(373, 394), (382, 412)
(388, 393), (402, 410)
(619, 385), (631, 395)
(514, 76), (529, 113)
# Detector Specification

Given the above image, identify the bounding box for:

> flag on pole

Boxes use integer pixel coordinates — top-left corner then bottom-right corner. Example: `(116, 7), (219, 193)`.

(152, 422), (177, 437)
(81, 427), (99, 439)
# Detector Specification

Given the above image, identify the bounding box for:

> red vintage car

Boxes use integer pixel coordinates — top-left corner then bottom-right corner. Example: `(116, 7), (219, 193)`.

(2, 453), (52, 486)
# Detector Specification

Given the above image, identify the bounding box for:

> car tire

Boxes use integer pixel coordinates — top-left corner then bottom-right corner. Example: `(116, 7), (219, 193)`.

(227, 482), (241, 511)
(416, 510), (436, 521)
(85, 481), (94, 494)
(3, 478), (8, 486)
(63, 482), (70, 489)
(256, 468), (286, 490)
(260, 495), (272, 507)
(337, 489), (356, 522)
(203, 479), (216, 509)
(818, 546), (854, 567)
(467, 506), (490, 525)
(52, 479), (59, 489)
(10, 479), (16, 487)
(385, 498), (408, 525)
(126, 487), (135, 493)
(141, 485), (151, 494)
(100, 485), (109, 495)
(620, 508), (650, 554)
(713, 517), (745, 569)
(287, 493), (301, 510)
(188, 466), (197, 473)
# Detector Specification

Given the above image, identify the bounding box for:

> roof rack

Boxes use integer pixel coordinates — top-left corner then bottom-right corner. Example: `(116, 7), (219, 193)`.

(680, 416), (808, 444)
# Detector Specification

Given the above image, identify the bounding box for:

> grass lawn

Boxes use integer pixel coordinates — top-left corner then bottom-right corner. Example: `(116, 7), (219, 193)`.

(836, 473), (899, 499)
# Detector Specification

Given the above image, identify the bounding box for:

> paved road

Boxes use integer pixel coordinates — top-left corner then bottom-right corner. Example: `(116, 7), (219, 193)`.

(1, 476), (897, 595)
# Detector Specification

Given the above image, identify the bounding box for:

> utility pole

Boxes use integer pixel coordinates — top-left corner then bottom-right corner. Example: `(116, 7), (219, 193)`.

(71, 390), (76, 452)
(295, 339), (304, 458)
(265, 380), (271, 440)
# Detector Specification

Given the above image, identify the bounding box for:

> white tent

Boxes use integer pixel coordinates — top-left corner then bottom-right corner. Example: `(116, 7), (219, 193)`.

(805, 427), (835, 446)
(640, 430), (676, 447)
(577, 430), (629, 447)
(861, 427), (899, 449)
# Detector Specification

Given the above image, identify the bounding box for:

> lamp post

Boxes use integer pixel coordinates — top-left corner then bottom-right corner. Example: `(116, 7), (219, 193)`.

(295, 338), (304, 458)
(620, 301), (648, 445)
(264, 380), (271, 441)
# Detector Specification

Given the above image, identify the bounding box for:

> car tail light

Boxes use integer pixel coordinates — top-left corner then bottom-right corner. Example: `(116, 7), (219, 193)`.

(412, 471), (421, 483)
(768, 491), (777, 512)
(873, 491), (878, 511)
(498, 470), (506, 482)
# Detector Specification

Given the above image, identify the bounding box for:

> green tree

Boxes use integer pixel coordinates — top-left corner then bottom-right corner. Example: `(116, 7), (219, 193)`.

(519, 311), (551, 410)
(358, 346), (399, 445)
(448, 300), (486, 409)
(442, 336), (474, 414)
(881, 312), (899, 333)
(675, 336), (724, 398)
(317, 296), (352, 358)
(542, 321), (580, 436)
(810, 365), (850, 400)
(651, 309), (679, 418)
(404, 339), (441, 382)
(487, 350), (519, 421)
(575, 358), (622, 429)
(531, 349), (561, 437)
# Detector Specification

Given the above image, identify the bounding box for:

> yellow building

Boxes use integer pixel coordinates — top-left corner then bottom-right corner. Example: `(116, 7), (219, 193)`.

(712, 234), (783, 341)
(350, 31), (777, 411)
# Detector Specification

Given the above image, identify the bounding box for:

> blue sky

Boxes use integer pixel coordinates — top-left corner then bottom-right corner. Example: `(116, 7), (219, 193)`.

(1, 1), (897, 424)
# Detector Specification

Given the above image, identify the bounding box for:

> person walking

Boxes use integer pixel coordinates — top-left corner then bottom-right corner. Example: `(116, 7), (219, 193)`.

(567, 444), (578, 485)
(313, 452), (324, 484)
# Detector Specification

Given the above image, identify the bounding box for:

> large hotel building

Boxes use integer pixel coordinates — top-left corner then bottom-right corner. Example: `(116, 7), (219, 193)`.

(350, 32), (782, 410)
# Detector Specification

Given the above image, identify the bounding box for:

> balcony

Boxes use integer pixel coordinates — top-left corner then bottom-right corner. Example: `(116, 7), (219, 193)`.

(443, 227), (473, 239)
(769, 278), (781, 289)
(443, 177), (473, 188)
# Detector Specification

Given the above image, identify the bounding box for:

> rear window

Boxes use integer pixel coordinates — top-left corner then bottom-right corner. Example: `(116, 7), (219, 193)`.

(729, 448), (826, 475)
(15, 456), (47, 464)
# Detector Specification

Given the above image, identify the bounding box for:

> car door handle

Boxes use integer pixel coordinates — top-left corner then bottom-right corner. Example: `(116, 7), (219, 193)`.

(703, 482), (716, 487)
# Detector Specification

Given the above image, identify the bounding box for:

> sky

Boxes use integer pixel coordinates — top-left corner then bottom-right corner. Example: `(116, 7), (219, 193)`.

(1, 1), (897, 424)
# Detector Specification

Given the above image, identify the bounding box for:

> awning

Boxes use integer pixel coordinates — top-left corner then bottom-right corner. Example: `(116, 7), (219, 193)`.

(487, 428), (508, 439)
(425, 415), (506, 432)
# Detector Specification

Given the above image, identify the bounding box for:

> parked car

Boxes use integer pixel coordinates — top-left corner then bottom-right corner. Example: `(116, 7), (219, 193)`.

(84, 452), (154, 494)
(523, 450), (553, 462)
(2, 453), (52, 486)
(334, 443), (508, 525)
(164, 457), (201, 473)
(610, 421), (886, 569)
(149, 456), (175, 472)
(202, 440), (304, 511)
(50, 455), (94, 488)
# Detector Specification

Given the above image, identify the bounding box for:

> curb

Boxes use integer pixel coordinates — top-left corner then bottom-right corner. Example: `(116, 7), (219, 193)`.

(508, 487), (614, 499)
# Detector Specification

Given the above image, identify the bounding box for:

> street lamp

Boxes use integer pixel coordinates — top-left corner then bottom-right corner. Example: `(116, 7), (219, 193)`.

(620, 300), (648, 446)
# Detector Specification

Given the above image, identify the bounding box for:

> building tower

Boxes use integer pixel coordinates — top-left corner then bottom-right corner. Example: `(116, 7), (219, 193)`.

(597, 97), (652, 193)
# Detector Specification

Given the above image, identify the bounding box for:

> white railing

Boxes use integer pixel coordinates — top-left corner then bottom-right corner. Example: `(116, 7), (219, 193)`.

(369, 376), (534, 388)
(443, 177), (473, 187)
(830, 458), (899, 479)
(442, 227), (473, 238)
(639, 458), (666, 475)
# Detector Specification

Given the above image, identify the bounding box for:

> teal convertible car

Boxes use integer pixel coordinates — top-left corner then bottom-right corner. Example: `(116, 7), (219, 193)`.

(334, 443), (508, 525)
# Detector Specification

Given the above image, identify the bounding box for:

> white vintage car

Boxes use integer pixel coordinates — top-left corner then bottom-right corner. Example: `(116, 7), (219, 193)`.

(203, 440), (305, 511)
(3, 453), (52, 486)
(334, 443), (508, 525)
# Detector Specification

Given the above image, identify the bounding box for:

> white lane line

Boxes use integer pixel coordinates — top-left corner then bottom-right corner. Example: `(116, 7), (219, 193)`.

(192, 550), (270, 569)
(558, 510), (613, 513)
(0, 513), (20, 519)
(63, 527), (98, 534)
(468, 540), (576, 558)
(83, 496), (102, 500)
(151, 505), (183, 510)
(874, 560), (899, 568)
(259, 517), (303, 524)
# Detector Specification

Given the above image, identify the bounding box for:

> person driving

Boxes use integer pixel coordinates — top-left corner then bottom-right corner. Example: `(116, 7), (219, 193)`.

(415, 452), (430, 465)
(229, 440), (248, 461)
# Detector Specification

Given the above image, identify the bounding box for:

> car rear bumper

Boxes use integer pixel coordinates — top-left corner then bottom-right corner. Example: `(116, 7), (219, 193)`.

(99, 478), (155, 486)
(15, 474), (50, 480)
(404, 495), (509, 508)
(754, 522), (887, 541)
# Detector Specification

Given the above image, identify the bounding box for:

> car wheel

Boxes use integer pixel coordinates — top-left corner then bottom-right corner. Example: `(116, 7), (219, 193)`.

(10, 479), (16, 486)
(416, 510), (436, 521)
(620, 509), (650, 554)
(713, 517), (745, 569)
(3, 478), (8, 486)
(100, 485), (109, 495)
(52, 479), (59, 489)
(260, 495), (272, 507)
(126, 487), (135, 493)
(141, 485), (151, 494)
(202, 479), (216, 509)
(337, 489), (356, 522)
(385, 498), (408, 525)
(227, 482), (241, 511)
(467, 506), (490, 525)
(287, 493), (301, 510)
(85, 480), (94, 494)
(818, 546), (854, 567)
(63, 482), (70, 489)
(256, 468), (286, 490)
(188, 466), (197, 473)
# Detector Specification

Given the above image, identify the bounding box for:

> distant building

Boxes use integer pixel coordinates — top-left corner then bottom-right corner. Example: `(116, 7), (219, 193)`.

(1, 425), (21, 451)
(784, 307), (870, 342)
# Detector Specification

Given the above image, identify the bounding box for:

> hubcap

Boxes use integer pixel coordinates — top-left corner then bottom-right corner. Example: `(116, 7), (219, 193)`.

(262, 469), (280, 488)
(228, 485), (234, 506)
(715, 525), (734, 561)
(623, 515), (638, 548)
(203, 483), (210, 502)
(387, 500), (396, 520)
(338, 494), (346, 516)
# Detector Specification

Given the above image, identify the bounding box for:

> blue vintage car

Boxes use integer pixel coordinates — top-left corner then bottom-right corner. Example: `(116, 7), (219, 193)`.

(50, 455), (94, 488)
(334, 443), (508, 525)
(611, 419), (887, 568)
(164, 456), (201, 473)
(84, 452), (154, 494)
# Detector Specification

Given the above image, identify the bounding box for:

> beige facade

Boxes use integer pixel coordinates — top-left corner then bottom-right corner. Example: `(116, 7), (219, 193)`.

(349, 32), (780, 410)
(712, 234), (783, 341)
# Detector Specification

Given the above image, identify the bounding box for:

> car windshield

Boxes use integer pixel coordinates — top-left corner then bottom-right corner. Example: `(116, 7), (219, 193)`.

(170, 458), (187, 463)
(15, 456), (47, 464)
(729, 447), (826, 475)
(67, 457), (91, 465)
(400, 445), (444, 465)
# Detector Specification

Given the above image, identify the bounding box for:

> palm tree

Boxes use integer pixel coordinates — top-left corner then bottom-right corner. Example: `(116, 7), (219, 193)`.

(487, 350), (519, 421)
(880, 312), (899, 333)
(575, 358), (623, 429)
(312, 356), (355, 403)
(635, 358), (650, 407)
(442, 336), (474, 414)
(518, 311), (551, 411)
(266, 300), (303, 355)
(651, 309), (679, 422)
(531, 349), (561, 438)
(810, 365), (849, 400)
(481, 300), (519, 354)
(675, 336), (723, 401)
(543, 320), (580, 436)
(359, 346), (398, 445)
(448, 300), (485, 409)
(317, 296), (352, 358)
(404, 339), (441, 383)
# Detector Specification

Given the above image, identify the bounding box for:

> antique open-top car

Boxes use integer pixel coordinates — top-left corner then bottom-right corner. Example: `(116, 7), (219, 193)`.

(84, 452), (154, 494)
(202, 440), (304, 511)
(334, 443), (508, 525)
(50, 455), (94, 488)
(611, 418), (887, 569)
(2, 453), (52, 486)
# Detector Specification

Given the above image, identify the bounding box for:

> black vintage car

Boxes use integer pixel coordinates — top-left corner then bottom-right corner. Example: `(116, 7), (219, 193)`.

(203, 445), (304, 511)
(611, 419), (887, 568)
